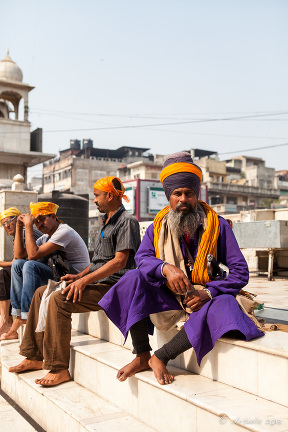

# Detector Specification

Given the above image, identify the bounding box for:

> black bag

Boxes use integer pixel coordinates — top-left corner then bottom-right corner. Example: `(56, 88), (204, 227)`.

(43, 250), (77, 281)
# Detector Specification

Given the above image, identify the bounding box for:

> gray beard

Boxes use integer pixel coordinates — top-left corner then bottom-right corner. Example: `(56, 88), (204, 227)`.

(167, 203), (205, 239)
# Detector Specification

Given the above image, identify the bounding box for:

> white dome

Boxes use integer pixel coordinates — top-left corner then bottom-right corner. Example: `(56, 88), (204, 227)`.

(0, 49), (23, 82)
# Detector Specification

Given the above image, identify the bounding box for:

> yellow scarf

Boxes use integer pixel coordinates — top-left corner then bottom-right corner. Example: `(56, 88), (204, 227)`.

(153, 200), (220, 285)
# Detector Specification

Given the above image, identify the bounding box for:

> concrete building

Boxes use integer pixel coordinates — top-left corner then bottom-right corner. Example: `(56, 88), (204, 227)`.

(194, 152), (279, 214)
(0, 49), (54, 182)
(43, 141), (152, 207)
(43, 141), (154, 245)
(274, 170), (288, 207)
(117, 159), (163, 181)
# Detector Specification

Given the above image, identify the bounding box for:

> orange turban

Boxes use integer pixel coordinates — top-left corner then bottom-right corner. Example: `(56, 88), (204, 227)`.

(30, 202), (59, 218)
(0, 207), (21, 222)
(94, 176), (129, 203)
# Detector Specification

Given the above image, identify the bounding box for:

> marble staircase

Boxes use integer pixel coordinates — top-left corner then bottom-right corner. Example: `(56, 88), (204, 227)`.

(0, 393), (39, 432)
(1, 311), (288, 432)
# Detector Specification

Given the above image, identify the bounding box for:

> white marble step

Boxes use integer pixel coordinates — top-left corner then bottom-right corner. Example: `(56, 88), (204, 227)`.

(3, 335), (288, 432)
(0, 341), (157, 432)
(69, 331), (288, 432)
(0, 393), (38, 432)
(72, 310), (288, 407)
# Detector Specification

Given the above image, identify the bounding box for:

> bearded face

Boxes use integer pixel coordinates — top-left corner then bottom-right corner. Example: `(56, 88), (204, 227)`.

(167, 203), (205, 238)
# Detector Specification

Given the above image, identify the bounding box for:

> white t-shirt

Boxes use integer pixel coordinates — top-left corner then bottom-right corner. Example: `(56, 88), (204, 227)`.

(36, 224), (90, 272)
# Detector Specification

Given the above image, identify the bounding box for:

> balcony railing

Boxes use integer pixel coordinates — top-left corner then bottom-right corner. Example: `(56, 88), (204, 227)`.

(206, 181), (279, 198)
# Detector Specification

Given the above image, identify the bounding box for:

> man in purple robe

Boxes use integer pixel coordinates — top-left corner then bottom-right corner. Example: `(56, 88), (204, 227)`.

(99, 152), (264, 385)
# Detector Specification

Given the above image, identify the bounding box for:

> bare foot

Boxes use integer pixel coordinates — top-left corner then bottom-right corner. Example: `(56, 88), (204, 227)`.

(117, 352), (151, 382)
(35, 369), (71, 387)
(0, 323), (12, 337)
(148, 354), (174, 385)
(0, 330), (18, 340)
(9, 359), (43, 373)
(0, 317), (26, 340)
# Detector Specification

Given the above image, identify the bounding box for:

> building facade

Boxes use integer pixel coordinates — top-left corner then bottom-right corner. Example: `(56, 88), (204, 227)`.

(195, 152), (279, 214)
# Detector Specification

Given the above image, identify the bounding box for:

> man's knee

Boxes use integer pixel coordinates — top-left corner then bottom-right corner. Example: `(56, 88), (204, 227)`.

(49, 289), (69, 310)
(35, 285), (48, 298)
(11, 259), (26, 273)
(216, 293), (238, 306)
(22, 260), (42, 275)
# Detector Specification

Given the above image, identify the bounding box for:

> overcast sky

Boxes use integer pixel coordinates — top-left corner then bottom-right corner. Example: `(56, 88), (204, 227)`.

(2, 0), (288, 179)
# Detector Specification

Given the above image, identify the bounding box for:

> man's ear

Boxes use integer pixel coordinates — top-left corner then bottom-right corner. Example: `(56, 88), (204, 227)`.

(107, 191), (114, 201)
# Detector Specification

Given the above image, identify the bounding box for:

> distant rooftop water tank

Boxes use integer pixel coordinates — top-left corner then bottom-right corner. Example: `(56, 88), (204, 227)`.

(70, 139), (81, 150)
(83, 139), (93, 149)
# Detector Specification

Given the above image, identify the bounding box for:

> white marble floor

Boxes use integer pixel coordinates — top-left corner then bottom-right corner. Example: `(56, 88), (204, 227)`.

(246, 276), (288, 309)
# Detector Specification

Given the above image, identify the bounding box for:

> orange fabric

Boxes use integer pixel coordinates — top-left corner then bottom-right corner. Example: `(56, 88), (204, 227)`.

(153, 205), (170, 258)
(153, 201), (220, 285)
(0, 207), (20, 222)
(160, 162), (203, 184)
(30, 202), (59, 218)
(192, 201), (220, 285)
(94, 176), (129, 203)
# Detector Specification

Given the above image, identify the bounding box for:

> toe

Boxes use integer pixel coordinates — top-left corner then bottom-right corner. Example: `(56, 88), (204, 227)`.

(118, 373), (126, 382)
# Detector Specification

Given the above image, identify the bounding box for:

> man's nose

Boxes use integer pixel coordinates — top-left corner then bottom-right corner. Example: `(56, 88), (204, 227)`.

(179, 193), (188, 202)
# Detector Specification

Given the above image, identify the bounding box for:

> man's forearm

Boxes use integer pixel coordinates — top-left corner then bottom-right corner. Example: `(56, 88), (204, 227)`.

(14, 224), (26, 258)
(81, 257), (126, 285)
(0, 261), (12, 268)
(24, 224), (39, 258)
(75, 265), (91, 279)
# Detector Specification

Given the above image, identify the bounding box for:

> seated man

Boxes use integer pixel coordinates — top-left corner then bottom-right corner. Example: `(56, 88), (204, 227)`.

(0, 207), (42, 336)
(98, 152), (264, 385)
(1, 201), (90, 340)
(9, 176), (141, 386)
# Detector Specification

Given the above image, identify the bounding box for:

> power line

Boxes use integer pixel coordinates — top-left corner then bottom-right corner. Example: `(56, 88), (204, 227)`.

(31, 111), (288, 133)
(30, 108), (288, 119)
(2, 111), (288, 135)
(219, 142), (288, 155)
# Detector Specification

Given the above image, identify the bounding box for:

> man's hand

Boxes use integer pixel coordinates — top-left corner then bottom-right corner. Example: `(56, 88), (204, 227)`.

(183, 289), (210, 312)
(16, 214), (24, 227)
(162, 263), (192, 295)
(61, 278), (87, 303)
(61, 273), (79, 285)
(18, 214), (35, 227)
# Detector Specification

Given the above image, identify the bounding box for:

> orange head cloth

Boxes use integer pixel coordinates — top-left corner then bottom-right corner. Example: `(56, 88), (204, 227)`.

(30, 202), (59, 218)
(0, 207), (21, 222)
(94, 176), (129, 203)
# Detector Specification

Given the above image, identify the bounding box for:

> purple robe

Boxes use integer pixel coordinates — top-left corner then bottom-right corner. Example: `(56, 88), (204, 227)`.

(99, 217), (264, 365)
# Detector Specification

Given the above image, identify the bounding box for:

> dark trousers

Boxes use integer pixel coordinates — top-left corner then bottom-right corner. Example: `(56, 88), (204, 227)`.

(0, 267), (12, 300)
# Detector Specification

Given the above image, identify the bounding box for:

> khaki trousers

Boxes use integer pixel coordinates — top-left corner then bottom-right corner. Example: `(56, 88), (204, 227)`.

(20, 282), (113, 370)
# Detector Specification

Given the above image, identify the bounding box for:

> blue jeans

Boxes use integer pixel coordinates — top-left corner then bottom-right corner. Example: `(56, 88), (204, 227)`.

(10, 259), (53, 319)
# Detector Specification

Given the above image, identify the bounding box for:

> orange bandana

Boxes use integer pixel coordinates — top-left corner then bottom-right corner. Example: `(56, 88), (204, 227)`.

(94, 176), (129, 203)
(30, 202), (59, 218)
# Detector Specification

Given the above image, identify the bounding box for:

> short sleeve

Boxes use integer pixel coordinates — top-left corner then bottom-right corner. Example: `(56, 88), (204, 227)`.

(115, 217), (140, 254)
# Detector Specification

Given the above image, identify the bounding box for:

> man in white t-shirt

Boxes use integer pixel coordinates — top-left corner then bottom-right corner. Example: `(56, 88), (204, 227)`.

(0, 201), (90, 340)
